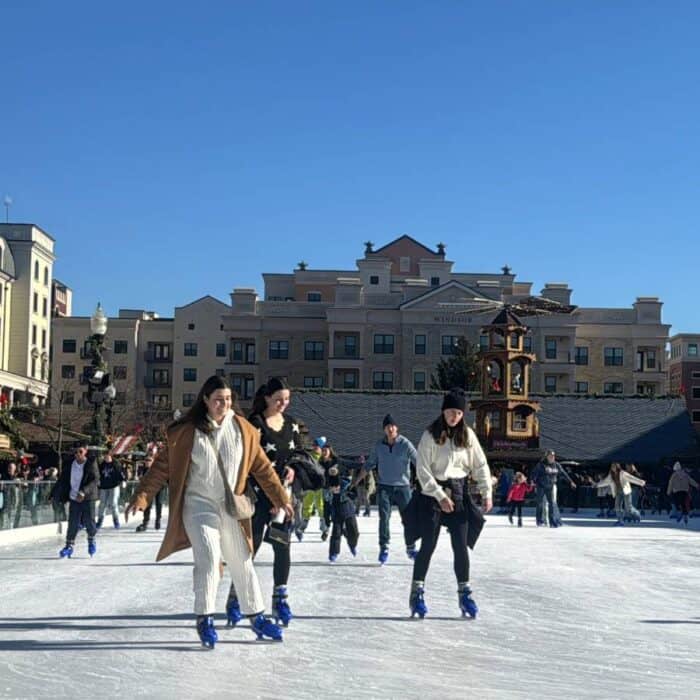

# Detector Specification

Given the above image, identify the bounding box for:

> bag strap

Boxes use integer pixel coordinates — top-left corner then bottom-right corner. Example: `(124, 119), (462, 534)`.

(207, 432), (237, 514)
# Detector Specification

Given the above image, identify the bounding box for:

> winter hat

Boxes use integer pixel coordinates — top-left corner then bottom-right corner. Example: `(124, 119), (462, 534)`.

(442, 389), (467, 412)
(382, 414), (397, 428)
(313, 436), (327, 448)
(673, 461), (682, 472)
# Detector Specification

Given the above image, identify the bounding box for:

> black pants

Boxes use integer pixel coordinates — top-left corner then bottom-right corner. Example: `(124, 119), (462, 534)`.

(508, 502), (523, 520)
(673, 491), (690, 516)
(413, 495), (469, 583)
(252, 499), (290, 587)
(66, 500), (97, 544)
(142, 488), (164, 525)
(329, 516), (359, 557)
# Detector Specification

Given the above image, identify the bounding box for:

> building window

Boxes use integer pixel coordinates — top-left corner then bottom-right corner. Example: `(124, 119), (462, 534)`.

(399, 256), (411, 272)
(343, 372), (357, 389)
(41, 329), (47, 349)
(692, 410), (700, 423)
(479, 334), (489, 351)
(232, 341), (244, 362)
(575, 381), (589, 394)
(153, 343), (171, 360)
(42, 297), (48, 317)
(153, 369), (169, 385)
(114, 340), (128, 354)
(32, 325), (37, 345)
(545, 339), (557, 360)
(689, 344), (698, 357)
(115, 392), (127, 405)
(63, 391), (74, 405)
(307, 292), (322, 302)
(183, 368), (197, 382)
(33, 293), (38, 313)
(230, 375), (254, 400)
(304, 341), (325, 360)
(603, 382), (624, 394)
(373, 371), (394, 390)
(44, 267), (49, 285)
(414, 334), (426, 355)
(430, 276), (440, 287)
(523, 336), (533, 352)
(373, 334), (395, 354)
(487, 411), (501, 430)
(215, 369), (226, 377)
(604, 347), (624, 366)
(183, 393), (196, 407)
(216, 343), (226, 357)
(154, 394), (170, 408)
(414, 371), (426, 391)
(114, 366), (128, 380)
(184, 342), (198, 357)
(646, 350), (656, 369)
(574, 347), (589, 365)
(269, 340), (289, 360)
(512, 411), (527, 431)
(246, 343), (255, 364)
(344, 336), (357, 357)
(693, 371), (700, 379)
(369, 275), (379, 285)
(692, 387), (700, 400)
(441, 335), (459, 355)
(544, 375), (557, 393)
(303, 376), (324, 388)
(61, 365), (75, 379)
(34, 261), (39, 279)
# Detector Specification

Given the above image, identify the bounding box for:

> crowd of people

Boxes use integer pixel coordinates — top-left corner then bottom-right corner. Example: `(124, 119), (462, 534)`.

(1, 373), (697, 650)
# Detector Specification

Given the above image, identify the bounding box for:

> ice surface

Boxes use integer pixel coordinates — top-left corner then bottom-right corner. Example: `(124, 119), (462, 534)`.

(1, 511), (699, 699)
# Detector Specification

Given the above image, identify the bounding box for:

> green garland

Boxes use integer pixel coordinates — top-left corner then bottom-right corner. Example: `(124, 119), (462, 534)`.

(0, 407), (28, 451)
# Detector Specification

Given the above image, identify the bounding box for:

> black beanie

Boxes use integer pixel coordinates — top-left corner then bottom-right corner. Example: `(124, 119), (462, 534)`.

(442, 389), (466, 412)
(382, 413), (397, 428)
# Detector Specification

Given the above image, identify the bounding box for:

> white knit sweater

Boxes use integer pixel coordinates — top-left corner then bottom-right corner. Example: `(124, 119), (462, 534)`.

(416, 427), (492, 503)
(595, 471), (645, 498)
(186, 410), (243, 503)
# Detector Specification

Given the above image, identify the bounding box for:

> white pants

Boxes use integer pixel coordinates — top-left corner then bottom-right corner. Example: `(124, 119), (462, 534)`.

(183, 494), (264, 617)
(98, 487), (120, 520)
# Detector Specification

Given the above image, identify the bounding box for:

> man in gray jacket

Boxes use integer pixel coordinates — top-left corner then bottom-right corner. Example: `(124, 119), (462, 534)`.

(353, 414), (417, 564)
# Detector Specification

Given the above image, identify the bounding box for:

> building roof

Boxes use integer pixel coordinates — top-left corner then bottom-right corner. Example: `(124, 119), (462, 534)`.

(488, 307), (524, 327)
(291, 392), (699, 466)
(373, 234), (440, 257)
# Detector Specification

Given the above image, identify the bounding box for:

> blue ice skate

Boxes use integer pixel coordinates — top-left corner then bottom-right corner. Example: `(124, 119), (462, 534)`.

(251, 614), (283, 641)
(88, 540), (97, 557)
(329, 553), (338, 563)
(271, 585), (293, 627)
(59, 545), (73, 558)
(196, 615), (218, 649)
(459, 585), (478, 619)
(614, 519), (625, 526)
(226, 596), (243, 627)
(410, 583), (428, 619)
(378, 548), (389, 565)
(406, 544), (417, 561)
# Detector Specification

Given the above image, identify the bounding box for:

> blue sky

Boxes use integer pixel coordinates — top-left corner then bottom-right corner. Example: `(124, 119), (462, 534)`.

(1, 1), (696, 332)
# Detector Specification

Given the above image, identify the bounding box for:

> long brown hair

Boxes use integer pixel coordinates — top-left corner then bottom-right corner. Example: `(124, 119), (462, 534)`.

(609, 462), (622, 488)
(428, 413), (471, 448)
(171, 375), (238, 435)
(250, 377), (291, 418)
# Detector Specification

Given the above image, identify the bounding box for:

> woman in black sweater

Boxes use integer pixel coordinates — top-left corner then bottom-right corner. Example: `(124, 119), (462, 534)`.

(227, 377), (303, 628)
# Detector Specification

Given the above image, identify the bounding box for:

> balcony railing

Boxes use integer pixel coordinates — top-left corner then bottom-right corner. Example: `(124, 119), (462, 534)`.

(144, 377), (172, 388)
(144, 350), (173, 363)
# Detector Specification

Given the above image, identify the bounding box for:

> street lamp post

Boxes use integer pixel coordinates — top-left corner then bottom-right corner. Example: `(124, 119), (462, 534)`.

(87, 303), (116, 450)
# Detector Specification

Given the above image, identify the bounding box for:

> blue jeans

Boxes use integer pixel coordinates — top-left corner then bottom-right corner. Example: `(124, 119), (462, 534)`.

(535, 485), (561, 526)
(377, 484), (412, 549)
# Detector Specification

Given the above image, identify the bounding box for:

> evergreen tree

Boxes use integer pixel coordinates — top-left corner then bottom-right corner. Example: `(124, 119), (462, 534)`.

(430, 337), (480, 391)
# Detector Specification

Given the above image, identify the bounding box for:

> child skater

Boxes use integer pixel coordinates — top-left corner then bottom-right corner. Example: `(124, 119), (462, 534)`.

(327, 463), (360, 562)
(506, 472), (533, 527)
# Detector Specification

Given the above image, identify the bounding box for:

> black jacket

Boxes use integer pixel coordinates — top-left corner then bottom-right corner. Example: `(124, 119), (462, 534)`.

(98, 459), (125, 489)
(51, 458), (100, 503)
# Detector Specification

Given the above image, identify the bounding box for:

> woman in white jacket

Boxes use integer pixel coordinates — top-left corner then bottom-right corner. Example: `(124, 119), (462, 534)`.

(594, 463), (645, 525)
(410, 389), (492, 620)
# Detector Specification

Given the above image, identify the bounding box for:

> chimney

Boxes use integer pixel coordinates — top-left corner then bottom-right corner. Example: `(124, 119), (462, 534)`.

(230, 288), (258, 314)
(541, 283), (572, 307)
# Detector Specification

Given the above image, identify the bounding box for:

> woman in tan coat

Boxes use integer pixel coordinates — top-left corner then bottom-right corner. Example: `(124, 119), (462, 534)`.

(126, 375), (293, 648)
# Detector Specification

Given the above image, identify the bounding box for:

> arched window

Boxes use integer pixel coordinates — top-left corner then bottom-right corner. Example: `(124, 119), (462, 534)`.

(34, 260), (39, 279)
(44, 266), (49, 285)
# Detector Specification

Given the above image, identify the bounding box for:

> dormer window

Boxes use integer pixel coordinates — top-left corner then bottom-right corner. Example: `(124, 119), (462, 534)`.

(307, 292), (322, 302)
(430, 276), (440, 287)
(369, 276), (379, 285)
(400, 256), (411, 272)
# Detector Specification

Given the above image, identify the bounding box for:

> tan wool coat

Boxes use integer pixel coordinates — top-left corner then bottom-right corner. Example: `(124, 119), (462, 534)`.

(130, 415), (290, 562)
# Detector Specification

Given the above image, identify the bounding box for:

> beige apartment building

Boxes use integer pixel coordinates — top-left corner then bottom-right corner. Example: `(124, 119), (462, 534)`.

(0, 224), (57, 406)
(50, 235), (670, 418)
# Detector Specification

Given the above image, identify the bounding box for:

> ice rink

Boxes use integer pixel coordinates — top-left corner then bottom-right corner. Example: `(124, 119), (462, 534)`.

(1, 510), (699, 699)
